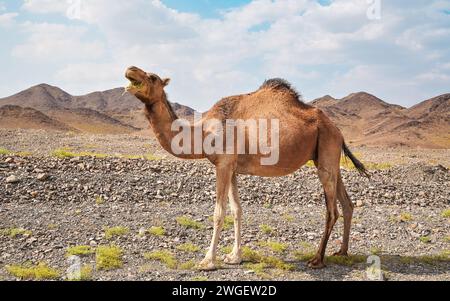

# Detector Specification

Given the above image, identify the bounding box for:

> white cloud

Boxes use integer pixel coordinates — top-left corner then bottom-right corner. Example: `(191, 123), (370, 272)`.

(12, 22), (105, 61)
(2, 0), (450, 109)
(21, 0), (69, 14)
(0, 13), (17, 28)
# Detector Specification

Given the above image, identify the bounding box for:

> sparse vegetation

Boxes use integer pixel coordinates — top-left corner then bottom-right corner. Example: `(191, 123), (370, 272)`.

(326, 255), (366, 266)
(442, 209), (450, 218)
(69, 265), (93, 281)
(96, 245), (123, 270)
(6, 262), (59, 280)
(221, 245), (233, 254)
(66, 245), (95, 257)
(176, 243), (201, 253)
(104, 226), (129, 239)
(1, 228), (32, 238)
(144, 250), (177, 269)
(241, 246), (294, 271)
(191, 276), (208, 281)
(0, 147), (11, 155)
(294, 250), (316, 262)
(148, 226), (166, 236)
(176, 216), (204, 229)
(419, 236), (432, 244)
(16, 151), (33, 157)
(244, 262), (270, 278)
(370, 247), (382, 256)
(52, 148), (108, 159)
(399, 252), (449, 265)
(259, 224), (274, 235)
(179, 260), (196, 270)
(282, 214), (295, 222)
(95, 196), (105, 205)
(399, 212), (413, 222)
(258, 241), (288, 253)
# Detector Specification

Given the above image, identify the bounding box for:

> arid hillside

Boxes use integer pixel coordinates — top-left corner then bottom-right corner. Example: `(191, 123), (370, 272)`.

(0, 84), (448, 148)
(0, 84), (196, 133)
(311, 93), (450, 148)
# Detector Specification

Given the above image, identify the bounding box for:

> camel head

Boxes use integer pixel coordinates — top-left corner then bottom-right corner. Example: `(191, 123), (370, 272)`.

(125, 66), (171, 105)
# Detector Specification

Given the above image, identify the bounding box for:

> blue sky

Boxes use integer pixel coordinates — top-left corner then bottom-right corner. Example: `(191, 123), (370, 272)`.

(0, 0), (449, 111)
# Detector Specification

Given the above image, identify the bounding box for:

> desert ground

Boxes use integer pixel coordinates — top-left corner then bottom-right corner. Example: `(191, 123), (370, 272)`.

(0, 129), (449, 281)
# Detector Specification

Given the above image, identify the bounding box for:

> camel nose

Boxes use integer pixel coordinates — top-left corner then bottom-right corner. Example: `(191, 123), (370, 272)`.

(125, 66), (139, 78)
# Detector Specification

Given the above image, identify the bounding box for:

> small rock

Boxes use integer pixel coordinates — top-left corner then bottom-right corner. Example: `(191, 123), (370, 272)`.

(356, 200), (364, 207)
(37, 173), (49, 181)
(5, 158), (13, 163)
(6, 175), (19, 183)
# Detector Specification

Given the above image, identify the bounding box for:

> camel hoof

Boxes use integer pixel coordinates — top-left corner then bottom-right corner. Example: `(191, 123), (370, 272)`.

(198, 259), (217, 271)
(307, 257), (326, 269)
(223, 254), (242, 265)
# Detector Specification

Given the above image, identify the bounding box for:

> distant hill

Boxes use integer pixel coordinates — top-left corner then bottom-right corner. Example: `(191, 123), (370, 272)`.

(0, 84), (448, 148)
(310, 92), (450, 148)
(0, 84), (197, 134)
(0, 105), (73, 132)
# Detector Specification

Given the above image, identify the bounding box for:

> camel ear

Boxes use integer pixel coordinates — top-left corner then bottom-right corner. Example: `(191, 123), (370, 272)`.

(162, 78), (171, 87)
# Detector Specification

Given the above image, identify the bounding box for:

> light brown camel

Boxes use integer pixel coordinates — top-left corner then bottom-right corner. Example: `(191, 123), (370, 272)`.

(125, 66), (369, 270)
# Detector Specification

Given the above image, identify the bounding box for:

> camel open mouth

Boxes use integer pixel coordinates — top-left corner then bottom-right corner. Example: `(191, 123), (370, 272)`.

(125, 73), (144, 91)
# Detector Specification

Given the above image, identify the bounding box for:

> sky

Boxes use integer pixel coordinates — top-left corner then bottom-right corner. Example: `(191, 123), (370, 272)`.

(0, 0), (449, 111)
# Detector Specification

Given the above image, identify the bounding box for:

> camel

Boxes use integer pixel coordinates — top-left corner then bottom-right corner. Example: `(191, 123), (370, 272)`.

(124, 66), (369, 270)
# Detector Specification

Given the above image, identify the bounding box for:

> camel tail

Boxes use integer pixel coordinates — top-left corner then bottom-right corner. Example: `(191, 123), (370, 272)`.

(342, 143), (370, 178)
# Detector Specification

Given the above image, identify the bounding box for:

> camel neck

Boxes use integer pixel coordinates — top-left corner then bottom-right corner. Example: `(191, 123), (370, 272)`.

(144, 94), (206, 160)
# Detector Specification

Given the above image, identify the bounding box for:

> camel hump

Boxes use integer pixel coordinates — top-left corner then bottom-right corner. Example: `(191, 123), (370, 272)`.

(260, 78), (303, 103)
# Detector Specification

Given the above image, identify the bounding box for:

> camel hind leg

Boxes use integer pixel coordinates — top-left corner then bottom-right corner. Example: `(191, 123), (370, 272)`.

(308, 114), (343, 268)
(334, 173), (354, 256)
(308, 155), (341, 268)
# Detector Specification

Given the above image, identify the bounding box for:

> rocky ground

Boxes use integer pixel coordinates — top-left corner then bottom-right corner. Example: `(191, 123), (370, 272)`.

(0, 141), (449, 281)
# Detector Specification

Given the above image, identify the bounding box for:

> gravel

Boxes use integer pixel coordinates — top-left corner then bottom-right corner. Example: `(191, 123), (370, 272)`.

(0, 153), (449, 281)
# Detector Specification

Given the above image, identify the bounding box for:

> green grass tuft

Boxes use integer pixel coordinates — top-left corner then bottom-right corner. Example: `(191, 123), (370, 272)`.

(259, 241), (288, 253)
(66, 245), (95, 257)
(104, 226), (129, 240)
(176, 216), (204, 230)
(244, 263), (270, 278)
(399, 212), (413, 222)
(419, 236), (432, 244)
(370, 247), (383, 256)
(259, 224), (274, 235)
(96, 245), (123, 270)
(6, 262), (59, 280)
(442, 209), (450, 218)
(294, 250), (316, 262)
(1, 228), (32, 238)
(52, 148), (108, 159)
(326, 255), (366, 266)
(400, 252), (449, 265)
(0, 148), (11, 155)
(147, 226), (166, 237)
(179, 260), (196, 270)
(95, 196), (105, 205)
(176, 243), (201, 253)
(144, 250), (177, 269)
